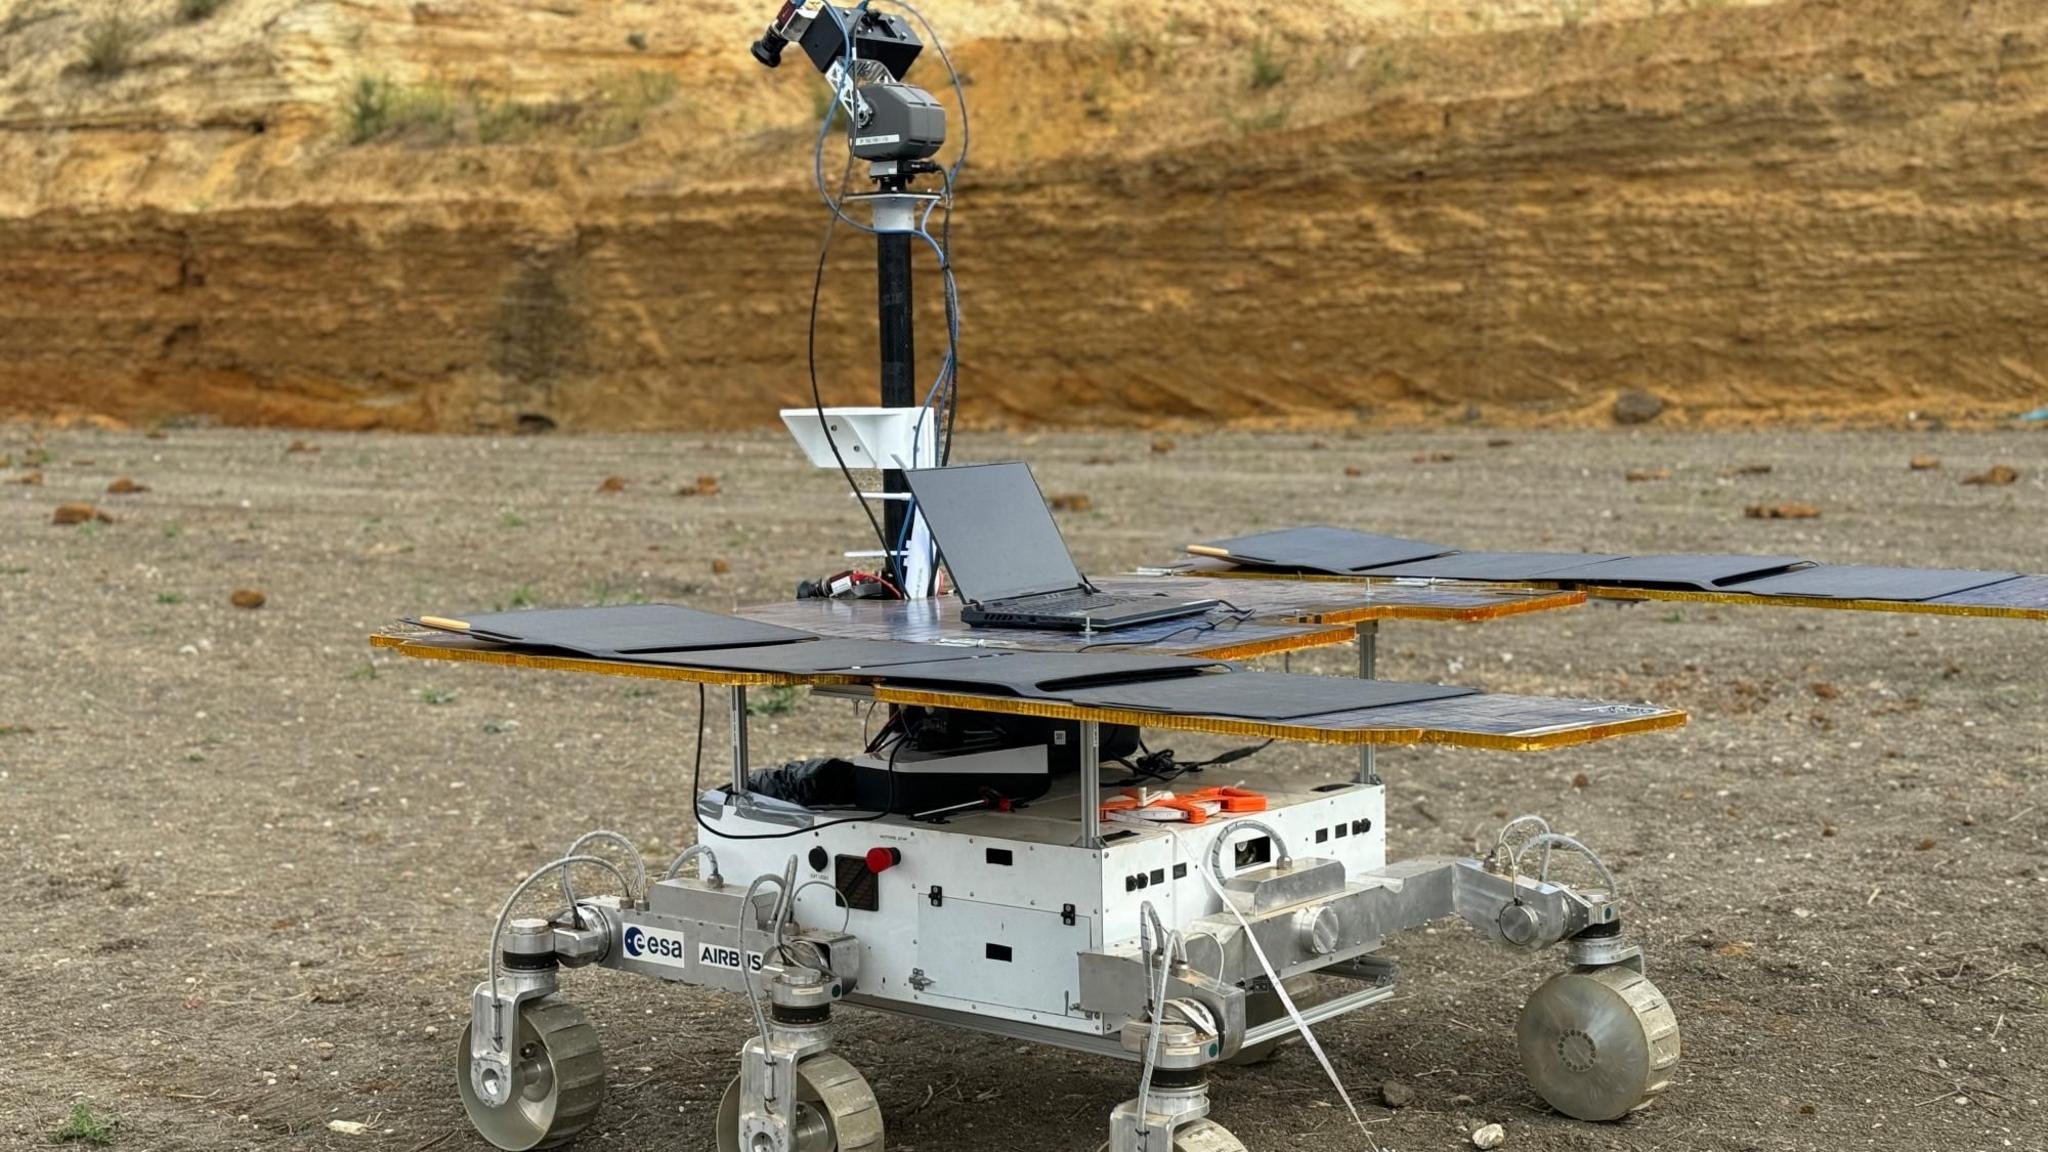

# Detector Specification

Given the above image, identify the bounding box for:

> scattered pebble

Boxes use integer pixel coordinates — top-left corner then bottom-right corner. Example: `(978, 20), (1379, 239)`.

(1571, 772), (1590, 789)
(52, 502), (111, 525)
(1916, 837), (1937, 851)
(1745, 502), (1821, 520)
(1380, 1079), (1414, 1108)
(1962, 464), (2018, 486)
(1611, 389), (1665, 425)
(1812, 682), (1839, 699)
(327, 1119), (371, 1135)
(230, 588), (268, 610)
(1471, 1122), (1506, 1149)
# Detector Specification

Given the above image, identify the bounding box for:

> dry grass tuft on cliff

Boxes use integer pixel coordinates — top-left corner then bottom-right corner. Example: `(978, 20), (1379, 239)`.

(78, 11), (141, 76)
(341, 69), (681, 148)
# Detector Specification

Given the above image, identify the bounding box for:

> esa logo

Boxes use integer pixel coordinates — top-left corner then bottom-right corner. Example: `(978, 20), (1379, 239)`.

(698, 944), (765, 973)
(621, 925), (689, 966)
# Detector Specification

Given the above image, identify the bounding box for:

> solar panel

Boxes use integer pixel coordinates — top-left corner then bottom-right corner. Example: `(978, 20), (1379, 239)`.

(1537, 554), (1810, 590)
(625, 639), (988, 674)
(1364, 552), (1629, 581)
(1066, 671), (1475, 720)
(1722, 566), (2021, 602)
(1190, 526), (1455, 573)
(424, 604), (815, 655)
(877, 652), (1226, 695)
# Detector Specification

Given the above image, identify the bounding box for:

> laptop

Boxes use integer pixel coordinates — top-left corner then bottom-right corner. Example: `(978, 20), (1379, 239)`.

(904, 462), (1221, 631)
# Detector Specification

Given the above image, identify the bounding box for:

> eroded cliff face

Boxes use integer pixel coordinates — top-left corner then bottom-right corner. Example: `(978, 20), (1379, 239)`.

(2, 0), (2044, 431)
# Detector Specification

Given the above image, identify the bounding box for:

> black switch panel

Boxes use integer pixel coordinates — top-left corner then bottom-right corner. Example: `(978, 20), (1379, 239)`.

(834, 854), (881, 912)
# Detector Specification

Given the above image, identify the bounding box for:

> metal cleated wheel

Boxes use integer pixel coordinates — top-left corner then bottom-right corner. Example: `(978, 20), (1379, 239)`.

(716, 1052), (884, 1152)
(456, 997), (607, 1150)
(1516, 964), (1680, 1122)
(1171, 1119), (1248, 1152)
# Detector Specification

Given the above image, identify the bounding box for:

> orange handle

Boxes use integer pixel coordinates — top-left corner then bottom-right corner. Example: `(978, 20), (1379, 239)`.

(1184, 786), (1267, 813)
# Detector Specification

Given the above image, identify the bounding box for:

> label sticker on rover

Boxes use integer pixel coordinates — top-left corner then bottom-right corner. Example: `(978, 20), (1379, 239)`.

(621, 924), (689, 968)
(697, 944), (765, 973)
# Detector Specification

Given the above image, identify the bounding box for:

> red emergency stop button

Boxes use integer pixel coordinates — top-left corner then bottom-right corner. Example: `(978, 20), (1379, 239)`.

(865, 846), (901, 874)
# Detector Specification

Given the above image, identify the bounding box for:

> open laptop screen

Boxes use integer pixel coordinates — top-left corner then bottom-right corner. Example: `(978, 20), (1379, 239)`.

(905, 462), (1086, 604)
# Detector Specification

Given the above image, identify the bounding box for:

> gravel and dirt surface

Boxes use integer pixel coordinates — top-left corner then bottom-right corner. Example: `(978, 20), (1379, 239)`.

(3, 425), (2044, 1152)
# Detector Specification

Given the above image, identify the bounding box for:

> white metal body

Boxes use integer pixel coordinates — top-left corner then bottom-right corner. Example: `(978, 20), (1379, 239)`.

(707, 775), (1386, 1040)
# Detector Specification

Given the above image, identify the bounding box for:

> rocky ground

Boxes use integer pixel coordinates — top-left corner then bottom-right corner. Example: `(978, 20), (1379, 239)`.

(2, 425), (2044, 1151)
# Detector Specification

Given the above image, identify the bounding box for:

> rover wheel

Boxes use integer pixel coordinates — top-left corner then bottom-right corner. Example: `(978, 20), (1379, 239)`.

(1172, 1118), (1248, 1151)
(456, 997), (606, 1150)
(1516, 965), (1680, 1121)
(716, 1052), (884, 1152)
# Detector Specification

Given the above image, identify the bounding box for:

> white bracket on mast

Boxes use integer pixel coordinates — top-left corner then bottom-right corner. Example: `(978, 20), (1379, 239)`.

(780, 406), (939, 597)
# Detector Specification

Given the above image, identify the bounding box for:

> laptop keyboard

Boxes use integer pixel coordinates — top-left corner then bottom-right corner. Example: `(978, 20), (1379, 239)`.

(1006, 592), (1168, 616)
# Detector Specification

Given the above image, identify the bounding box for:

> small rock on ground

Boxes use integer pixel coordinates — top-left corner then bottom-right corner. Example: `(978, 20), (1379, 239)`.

(52, 502), (110, 525)
(1612, 390), (1666, 424)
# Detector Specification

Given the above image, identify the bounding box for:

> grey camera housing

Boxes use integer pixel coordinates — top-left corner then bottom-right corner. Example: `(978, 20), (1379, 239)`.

(851, 83), (945, 162)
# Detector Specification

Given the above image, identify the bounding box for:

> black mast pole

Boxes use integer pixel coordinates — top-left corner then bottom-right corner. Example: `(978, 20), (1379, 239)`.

(877, 206), (916, 590)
